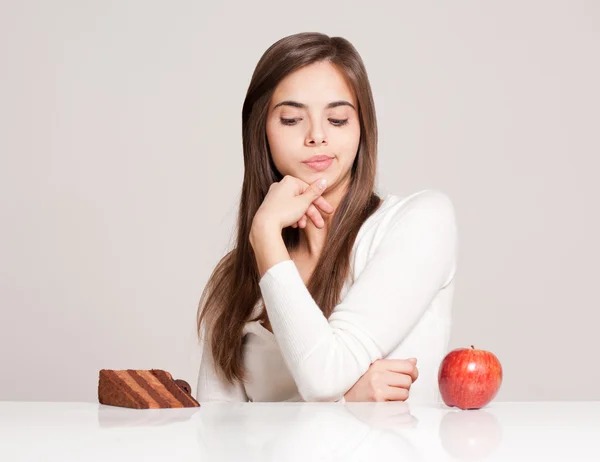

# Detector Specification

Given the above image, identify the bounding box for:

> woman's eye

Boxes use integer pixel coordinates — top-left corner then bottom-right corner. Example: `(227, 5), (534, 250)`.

(279, 118), (349, 126)
(330, 119), (349, 126)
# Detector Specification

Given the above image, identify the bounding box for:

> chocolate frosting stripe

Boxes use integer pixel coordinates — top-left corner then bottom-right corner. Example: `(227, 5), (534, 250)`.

(103, 370), (150, 408)
(115, 370), (160, 408)
(137, 371), (183, 408)
(151, 370), (199, 407)
(127, 370), (171, 408)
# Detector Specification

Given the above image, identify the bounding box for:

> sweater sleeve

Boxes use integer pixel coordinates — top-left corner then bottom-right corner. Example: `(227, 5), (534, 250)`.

(258, 190), (458, 402)
(195, 328), (249, 403)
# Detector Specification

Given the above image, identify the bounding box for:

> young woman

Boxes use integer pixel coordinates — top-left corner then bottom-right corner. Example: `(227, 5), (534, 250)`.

(196, 32), (458, 403)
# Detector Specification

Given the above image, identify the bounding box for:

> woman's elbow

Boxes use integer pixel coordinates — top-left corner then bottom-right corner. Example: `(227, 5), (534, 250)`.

(296, 377), (346, 402)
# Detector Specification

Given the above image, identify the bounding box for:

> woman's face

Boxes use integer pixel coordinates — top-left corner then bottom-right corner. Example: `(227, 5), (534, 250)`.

(266, 61), (361, 193)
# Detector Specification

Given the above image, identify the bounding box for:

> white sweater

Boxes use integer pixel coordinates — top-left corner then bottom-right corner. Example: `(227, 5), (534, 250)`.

(196, 189), (458, 403)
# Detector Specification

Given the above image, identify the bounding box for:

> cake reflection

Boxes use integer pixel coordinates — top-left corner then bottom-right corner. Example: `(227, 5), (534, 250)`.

(97, 404), (199, 427)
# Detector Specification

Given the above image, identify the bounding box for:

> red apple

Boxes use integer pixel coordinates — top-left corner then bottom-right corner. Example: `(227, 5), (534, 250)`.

(438, 345), (502, 410)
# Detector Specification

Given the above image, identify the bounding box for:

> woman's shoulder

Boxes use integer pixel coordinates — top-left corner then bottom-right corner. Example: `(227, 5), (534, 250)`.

(371, 189), (456, 232)
(354, 189), (456, 257)
(348, 189), (457, 289)
(387, 188), (454, 212)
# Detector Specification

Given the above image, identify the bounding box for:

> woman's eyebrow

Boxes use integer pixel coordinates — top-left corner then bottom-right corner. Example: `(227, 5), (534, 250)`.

(272, 100), (356, 111)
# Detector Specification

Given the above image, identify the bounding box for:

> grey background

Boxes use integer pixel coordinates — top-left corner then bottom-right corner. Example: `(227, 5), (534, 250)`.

(1, 0), (598, 402)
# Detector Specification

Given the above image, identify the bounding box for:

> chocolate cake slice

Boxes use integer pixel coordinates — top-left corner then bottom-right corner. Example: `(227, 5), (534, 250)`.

(98, 369), (200, 409)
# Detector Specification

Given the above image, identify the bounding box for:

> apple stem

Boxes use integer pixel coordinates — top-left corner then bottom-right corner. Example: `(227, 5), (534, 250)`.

(471, 345), (475, 349)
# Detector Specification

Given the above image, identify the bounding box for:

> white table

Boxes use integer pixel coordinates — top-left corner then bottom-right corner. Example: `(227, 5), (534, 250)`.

(1, 401), (599, 461)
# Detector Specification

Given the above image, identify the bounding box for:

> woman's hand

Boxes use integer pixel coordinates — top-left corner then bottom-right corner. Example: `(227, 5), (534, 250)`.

(252, 175), (335, 232)
(343, 358), (419, 402)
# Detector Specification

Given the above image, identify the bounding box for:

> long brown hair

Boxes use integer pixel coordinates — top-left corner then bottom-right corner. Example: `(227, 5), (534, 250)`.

(197, 32), (382, 386)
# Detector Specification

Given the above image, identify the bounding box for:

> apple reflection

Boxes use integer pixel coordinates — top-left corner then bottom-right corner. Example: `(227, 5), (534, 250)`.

(438, 408), (503, 460)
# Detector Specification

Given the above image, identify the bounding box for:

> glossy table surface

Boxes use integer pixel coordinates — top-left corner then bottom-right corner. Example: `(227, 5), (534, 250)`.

(1, 401), (599, 461)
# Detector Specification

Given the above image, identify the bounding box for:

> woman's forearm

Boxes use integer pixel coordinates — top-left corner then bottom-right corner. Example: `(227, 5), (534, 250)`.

(249, 219), (290, 278)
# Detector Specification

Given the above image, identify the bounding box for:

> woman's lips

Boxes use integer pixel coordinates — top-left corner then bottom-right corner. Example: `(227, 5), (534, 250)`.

(303, 158), (334, 171)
